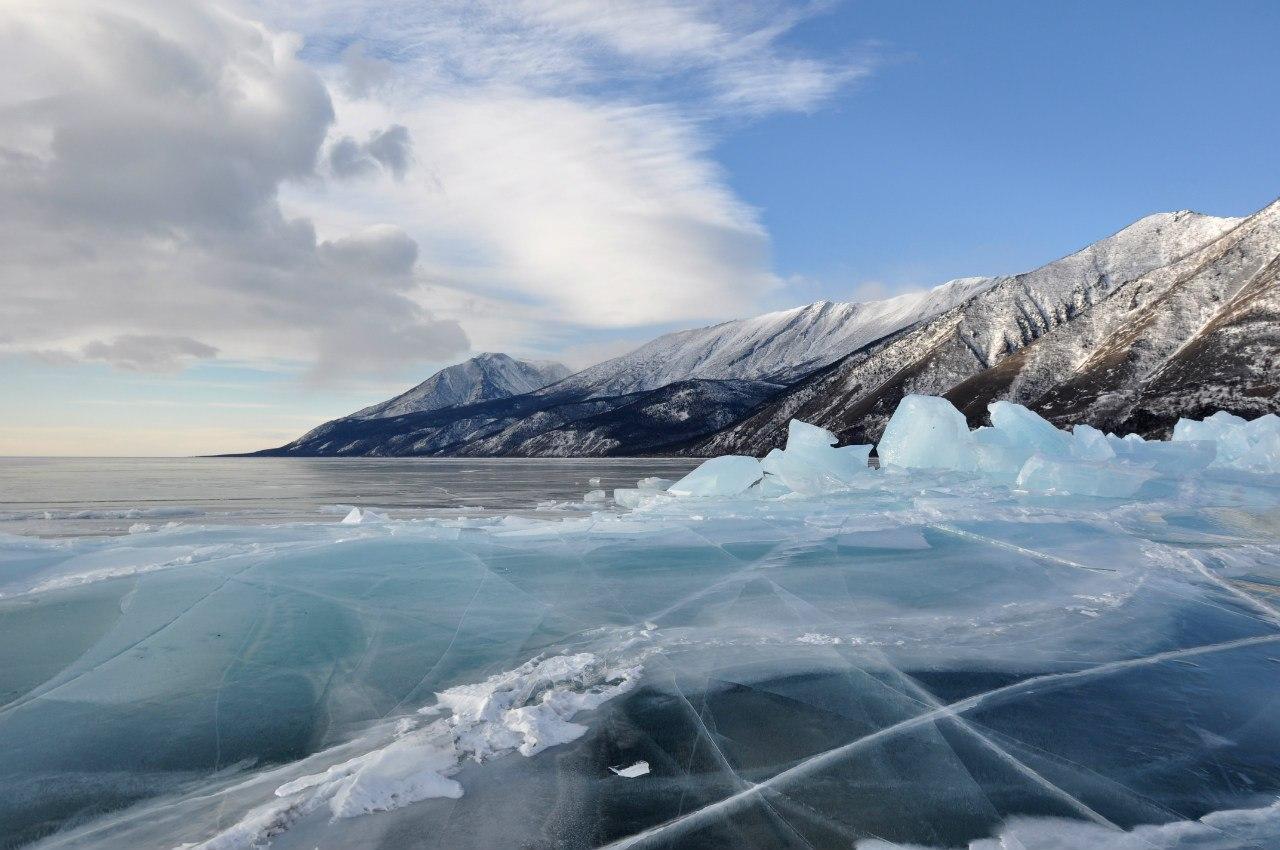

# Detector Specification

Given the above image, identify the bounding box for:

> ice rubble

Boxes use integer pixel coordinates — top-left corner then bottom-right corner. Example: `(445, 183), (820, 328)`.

(614, 476), (674, 508)
(1174, 410), (1280, 472)
(666, 393), (1280, 500)
(188, 653), (645, 848)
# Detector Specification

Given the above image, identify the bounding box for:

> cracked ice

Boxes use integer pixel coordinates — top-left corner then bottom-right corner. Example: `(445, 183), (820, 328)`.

(1, 396), (1279, 850)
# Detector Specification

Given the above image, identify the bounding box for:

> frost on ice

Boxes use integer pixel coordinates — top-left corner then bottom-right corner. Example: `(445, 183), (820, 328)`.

(3, 395), (1280, 850)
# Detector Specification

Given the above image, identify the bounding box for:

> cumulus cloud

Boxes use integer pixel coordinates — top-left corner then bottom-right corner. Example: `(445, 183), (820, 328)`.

(0, 0), (466, 377)
(81, 335), (219, 373)
(319, 225), (419, 276)
(1, 0), (870, 385)
(327, 124), (412, 180)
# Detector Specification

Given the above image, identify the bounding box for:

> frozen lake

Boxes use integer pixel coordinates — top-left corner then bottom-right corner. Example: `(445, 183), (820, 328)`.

(2, 409), (1279, 850)
(0, 457), (702, 537)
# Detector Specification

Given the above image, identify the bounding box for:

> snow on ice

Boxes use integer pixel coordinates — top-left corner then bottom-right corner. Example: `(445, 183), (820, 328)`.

(2, 395), (1279, 850)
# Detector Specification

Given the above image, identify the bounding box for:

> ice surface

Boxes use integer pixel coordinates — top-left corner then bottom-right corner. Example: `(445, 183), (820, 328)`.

(855, 801), (1280, 849)
(3, 395), (1280, 850)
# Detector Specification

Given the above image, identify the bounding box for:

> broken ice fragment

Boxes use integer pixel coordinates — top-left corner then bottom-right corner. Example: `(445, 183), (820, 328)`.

(609, 760), (650, 778)
(583, 489), (608, 503)
(340, 506), (389, 524)
(1172, 404), (1280, 471)
(990, 400), (1073, 457)
(1174, 410), (1280, 472)
(877, 394), (978, 471)
(1016, 453), (1156, 497)
(668, 455), (763, 496)
(1107, 432), (1215, 476)
(1070, 424), (1116, 462)
(759, 419), (872, 494)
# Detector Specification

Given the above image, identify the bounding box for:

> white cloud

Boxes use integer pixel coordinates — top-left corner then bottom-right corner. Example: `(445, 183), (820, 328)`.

(0, 0), (869, 386)
(291, 91), (778, 327)
(81, 335), (219, 373)
(249, 0), (868, 112)
(326, 124), (413, 180)
(262, 0), (872, 339)
(0, 0), (467, 377)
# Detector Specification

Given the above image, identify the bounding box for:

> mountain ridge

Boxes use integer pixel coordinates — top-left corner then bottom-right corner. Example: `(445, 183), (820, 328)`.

(694, 203), (1272, 453)
(255, 200), (1278, 459)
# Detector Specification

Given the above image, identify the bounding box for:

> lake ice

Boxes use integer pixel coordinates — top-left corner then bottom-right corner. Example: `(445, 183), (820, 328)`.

(2, 397), (1279, 849)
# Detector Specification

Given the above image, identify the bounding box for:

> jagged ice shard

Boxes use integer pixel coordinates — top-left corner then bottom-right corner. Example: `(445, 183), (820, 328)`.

(2, 396), (1280, 850)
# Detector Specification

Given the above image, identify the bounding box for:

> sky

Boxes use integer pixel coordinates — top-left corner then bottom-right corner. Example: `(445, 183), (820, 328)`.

(1, 0), (1278, 456)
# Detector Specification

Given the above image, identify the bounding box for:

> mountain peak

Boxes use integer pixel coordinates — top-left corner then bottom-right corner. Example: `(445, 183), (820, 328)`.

(350, 353), (572, 420)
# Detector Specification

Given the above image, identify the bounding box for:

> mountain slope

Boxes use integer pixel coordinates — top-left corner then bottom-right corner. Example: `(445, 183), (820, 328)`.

(259, 200), (1278, 460)
(457, 380), (785, 457)
(543, 277), (996, 399)
(1118, 258), (1278, 428)
(1029, 200), (1280, 434)
(257, 378), (783, 457)
(694, 207), (1248, 453)
(352, 353), (571, 420)
(262, 279), (993, 457)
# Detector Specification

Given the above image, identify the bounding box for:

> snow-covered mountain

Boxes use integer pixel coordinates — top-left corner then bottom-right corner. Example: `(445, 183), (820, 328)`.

(261, 279), (995, 457)
(547, 277), (996, 399)
(261, 377), (785, 457)
(351, 353), (571, 419)
(258, 200), (1278, 459)
(696, 206), (1264, 453)
(278, 353), (571, 454)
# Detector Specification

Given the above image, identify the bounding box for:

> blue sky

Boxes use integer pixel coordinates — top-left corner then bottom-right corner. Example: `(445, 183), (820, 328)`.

(1, 0), (1277, 455)
(728, 1), (1280, 293)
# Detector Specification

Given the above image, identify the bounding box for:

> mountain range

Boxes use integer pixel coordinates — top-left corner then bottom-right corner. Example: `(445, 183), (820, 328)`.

(256, 198), (1279, 458)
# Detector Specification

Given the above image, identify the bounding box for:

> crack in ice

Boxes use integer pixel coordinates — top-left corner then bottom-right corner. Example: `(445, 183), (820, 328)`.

(596, 632), (1280, 849)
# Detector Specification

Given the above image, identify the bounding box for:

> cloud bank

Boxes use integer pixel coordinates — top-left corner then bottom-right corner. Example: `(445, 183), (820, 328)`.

(0, 0), (867, 378)
(0, 0), (465, 377)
